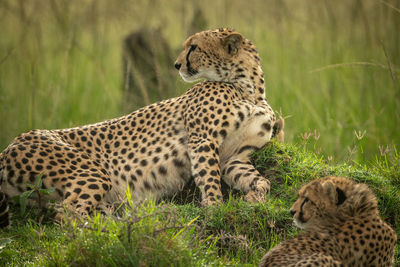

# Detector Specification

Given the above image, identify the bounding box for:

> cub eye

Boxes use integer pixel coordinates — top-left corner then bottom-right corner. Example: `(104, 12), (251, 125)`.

(190, 44), (198, 51)
(303, 197), (309, 203)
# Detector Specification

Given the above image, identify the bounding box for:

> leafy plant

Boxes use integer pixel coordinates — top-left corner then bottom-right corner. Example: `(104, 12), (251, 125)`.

(12, 173), (55, 216)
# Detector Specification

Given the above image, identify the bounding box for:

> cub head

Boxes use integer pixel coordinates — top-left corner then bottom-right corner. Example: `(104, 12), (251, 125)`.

(174, 28), (260, 83)
(289, 177), (348, 229)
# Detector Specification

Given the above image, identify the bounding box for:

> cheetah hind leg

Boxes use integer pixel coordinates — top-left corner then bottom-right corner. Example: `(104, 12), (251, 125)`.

(55, 201), (114, 223)
(54, 173), (112, 223)
(240, 118), (284, 202)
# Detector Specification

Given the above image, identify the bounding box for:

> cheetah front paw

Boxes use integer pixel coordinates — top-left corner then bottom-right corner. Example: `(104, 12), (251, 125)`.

(251, 178), (270, 194)
(245, 179), (270, 203)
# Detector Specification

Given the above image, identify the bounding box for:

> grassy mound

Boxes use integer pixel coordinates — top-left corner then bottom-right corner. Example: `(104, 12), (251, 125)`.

(0, 141), (399, 266)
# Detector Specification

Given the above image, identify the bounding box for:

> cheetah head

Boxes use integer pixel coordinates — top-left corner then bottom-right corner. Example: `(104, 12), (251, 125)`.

(174, 28), (260, 83)
(289, 177), (348, 229)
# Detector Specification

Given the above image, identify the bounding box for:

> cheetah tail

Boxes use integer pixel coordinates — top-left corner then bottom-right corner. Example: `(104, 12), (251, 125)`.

(0, 152), (10, 228)
(0, 191), (9, 228)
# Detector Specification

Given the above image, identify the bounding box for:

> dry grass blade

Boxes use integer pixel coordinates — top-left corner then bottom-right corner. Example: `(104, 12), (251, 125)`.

(309, 61), (395, 73)
(0, 48), (14, 65)
(381, 42), (399, 90)
(381, 0), (400, 14)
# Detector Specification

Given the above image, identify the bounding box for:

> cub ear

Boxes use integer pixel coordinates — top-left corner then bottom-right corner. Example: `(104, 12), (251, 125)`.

(321, 181), (336, 204)
(222, 33), (243, 55)
(321, 181), (347, 205)
(335, 187), (346, 205)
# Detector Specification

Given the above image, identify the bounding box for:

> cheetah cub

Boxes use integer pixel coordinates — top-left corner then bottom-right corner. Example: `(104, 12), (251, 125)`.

(0, 29), (280, 226)
(259, 176), (397, 267)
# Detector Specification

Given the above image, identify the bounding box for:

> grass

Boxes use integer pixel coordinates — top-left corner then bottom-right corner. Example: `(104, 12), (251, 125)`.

(0, 141), (399, 266)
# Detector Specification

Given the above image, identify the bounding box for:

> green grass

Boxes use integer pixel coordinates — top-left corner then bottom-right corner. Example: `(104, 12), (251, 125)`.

(0, 141), (399, 266)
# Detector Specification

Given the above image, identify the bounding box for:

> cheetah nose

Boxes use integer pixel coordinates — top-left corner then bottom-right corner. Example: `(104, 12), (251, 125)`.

(290, 210), (296, 216)
(174, 62), (181, 70)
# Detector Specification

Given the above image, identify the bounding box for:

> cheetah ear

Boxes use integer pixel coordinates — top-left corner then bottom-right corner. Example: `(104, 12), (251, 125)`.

(222, 33), (243, 55)
(321, 181), (336, 204)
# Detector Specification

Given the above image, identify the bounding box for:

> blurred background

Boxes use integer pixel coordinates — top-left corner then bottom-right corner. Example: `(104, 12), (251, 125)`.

(0, 0), (399, 164)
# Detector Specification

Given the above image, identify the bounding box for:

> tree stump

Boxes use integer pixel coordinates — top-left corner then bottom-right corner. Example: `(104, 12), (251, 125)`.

(122, 8), (208, 112)
(122, 28), (177, 112)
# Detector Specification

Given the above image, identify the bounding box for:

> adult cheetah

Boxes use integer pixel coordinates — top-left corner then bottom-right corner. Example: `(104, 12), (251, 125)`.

(259, 176), (397, 267)
(0, 28), (282, 226)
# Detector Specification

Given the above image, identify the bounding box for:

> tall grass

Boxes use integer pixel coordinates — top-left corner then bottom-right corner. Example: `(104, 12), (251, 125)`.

(0, 0), (399, 163)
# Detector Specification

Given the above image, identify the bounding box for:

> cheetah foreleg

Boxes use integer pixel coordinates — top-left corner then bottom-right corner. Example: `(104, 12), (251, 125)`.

(187, 137), (223, 206)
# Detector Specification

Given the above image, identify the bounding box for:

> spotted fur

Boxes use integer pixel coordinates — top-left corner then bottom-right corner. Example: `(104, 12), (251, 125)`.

(0, 29), (280, 226)
(259, 176), (397, 267)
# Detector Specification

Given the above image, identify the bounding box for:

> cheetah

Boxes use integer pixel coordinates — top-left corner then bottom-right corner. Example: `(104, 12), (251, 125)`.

(0, 28), (281, 226)
(259, 176), (397, 267)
